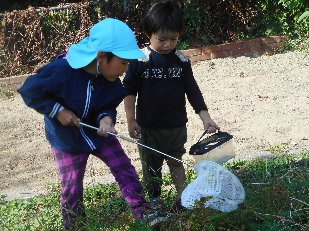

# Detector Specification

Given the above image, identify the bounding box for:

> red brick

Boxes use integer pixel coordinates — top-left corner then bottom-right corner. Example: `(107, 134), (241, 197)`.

(231, 48), (250, 57)
(201, 45), (222, 54)
(222, 50), (232, 57)
(221, 41), (243, 51)
(181, 48), (202, 57)
(211, 51), (230, 59)
(280, 35), (289, 42)
(248, 38), (262, 45)
(263, 46), (275, 55)
(269, 35), (284, 43)
(263, 39), (286, 51)
(261, 37), (276, 44)
(251, 45), (264, 53)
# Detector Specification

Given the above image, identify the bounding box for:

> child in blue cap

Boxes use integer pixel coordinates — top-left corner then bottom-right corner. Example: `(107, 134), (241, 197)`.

(18, 18), (165, 228)
(123, 1), (220, 212)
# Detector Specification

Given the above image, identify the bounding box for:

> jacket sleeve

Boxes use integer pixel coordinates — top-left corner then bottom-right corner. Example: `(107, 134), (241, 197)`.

(17, 65), (64, 118)
(96, 109), (117, 125)
(182, 61), (208, 113)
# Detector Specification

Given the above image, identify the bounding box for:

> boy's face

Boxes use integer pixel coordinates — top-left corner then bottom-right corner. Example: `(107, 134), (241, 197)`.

(149, 30), (179, 54)
(99, 56), (130, 81)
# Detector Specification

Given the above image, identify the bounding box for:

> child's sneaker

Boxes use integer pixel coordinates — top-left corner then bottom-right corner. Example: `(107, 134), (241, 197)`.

(149, 197), (164, 210)
(141, 210), (168, 226)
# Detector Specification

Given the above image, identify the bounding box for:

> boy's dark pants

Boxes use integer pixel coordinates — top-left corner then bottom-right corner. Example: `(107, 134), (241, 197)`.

(138, 126), (187, 198)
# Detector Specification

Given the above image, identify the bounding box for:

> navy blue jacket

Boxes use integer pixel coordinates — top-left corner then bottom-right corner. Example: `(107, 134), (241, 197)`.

(18, 59), (124, 153)
(123, 47), (207, 128)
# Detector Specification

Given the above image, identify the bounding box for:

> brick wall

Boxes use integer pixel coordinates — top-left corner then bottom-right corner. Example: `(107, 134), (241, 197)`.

(0, 35), (287, 90)
(182, 35), (288, 64)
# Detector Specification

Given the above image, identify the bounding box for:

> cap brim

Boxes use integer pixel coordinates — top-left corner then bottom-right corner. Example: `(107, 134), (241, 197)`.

(66, 44), (97, 69)
(113, 49), (146, 60)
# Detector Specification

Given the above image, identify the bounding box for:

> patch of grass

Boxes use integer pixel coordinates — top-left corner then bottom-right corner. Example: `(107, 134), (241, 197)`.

(0, 194), (6, 204)
(280, 38), (309, 52)
(266, 142), (291, 154)
(1, 152), (308, 230)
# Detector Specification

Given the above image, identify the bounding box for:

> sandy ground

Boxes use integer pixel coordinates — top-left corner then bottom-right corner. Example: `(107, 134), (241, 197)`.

(0, 51), (308, 202)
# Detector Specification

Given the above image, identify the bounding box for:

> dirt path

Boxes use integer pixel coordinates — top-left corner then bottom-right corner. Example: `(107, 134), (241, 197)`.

(1, 51), (308, 201)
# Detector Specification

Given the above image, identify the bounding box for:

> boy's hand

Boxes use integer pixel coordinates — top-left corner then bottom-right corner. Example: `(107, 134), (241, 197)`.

(127, 120), (141, 139)
(56, 108), (80, 127)
(203, 118), (220, 134)
(198, 110), (220, 134)
(98, 116), (117, 137)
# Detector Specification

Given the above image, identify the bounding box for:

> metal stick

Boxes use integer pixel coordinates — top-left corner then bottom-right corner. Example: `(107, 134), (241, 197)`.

(79, 122), (194, 167)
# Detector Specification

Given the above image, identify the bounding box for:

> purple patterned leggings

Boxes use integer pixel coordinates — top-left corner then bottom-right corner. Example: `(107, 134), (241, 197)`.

(51, 136), (148, 228)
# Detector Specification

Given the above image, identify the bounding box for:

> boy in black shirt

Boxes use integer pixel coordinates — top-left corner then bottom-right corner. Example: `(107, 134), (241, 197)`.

(123, 1), (220, 211)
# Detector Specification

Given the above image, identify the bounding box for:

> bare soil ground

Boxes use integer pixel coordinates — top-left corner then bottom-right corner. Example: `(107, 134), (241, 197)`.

(1, 51), (308, 201)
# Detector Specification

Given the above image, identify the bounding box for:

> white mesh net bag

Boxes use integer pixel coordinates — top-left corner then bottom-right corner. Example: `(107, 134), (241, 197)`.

(181, 160), (245, 212)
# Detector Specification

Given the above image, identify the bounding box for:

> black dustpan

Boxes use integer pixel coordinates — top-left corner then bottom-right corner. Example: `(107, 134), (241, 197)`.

(189, 131), (233, 156)
(189, 131), (235, 164)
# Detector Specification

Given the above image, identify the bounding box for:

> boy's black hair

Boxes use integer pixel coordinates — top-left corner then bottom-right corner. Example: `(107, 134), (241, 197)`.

(143, 0), (184, 37)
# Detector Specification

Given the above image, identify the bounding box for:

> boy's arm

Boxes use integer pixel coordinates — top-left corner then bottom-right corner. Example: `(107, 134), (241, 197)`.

(181, 58), (220, 133)
(123, 59), (142, 139)
(18, 65), (80, 127)
(18, 72), (64, 120)
(182, 61), (208, 114)
(124, 95), (141, 139)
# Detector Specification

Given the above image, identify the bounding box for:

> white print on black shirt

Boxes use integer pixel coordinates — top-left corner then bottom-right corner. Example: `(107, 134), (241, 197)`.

(142, 67), (182, 79)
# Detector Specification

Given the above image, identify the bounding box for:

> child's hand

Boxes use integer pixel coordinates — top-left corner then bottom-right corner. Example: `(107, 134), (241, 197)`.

(198, 110), (220, 134)
(98, 116), (117, 137)
(127, 120), (141, 139)
(203, 118), (220, 134)
(56, 108), (80, 127)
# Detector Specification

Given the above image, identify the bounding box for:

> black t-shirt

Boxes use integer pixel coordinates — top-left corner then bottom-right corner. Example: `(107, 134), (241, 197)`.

(123, 47), (207, 128)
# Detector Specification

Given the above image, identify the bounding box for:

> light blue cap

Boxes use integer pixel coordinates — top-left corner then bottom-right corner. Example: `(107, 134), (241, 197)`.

(66, 18), (145, 69)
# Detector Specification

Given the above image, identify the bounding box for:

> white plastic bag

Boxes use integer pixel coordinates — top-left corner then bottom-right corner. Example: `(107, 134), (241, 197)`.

(181, 160), (245, 212)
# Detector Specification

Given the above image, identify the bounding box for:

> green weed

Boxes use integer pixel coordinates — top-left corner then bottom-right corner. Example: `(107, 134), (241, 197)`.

(266, 142), (291, 154)
(0, 152), (308, 230)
